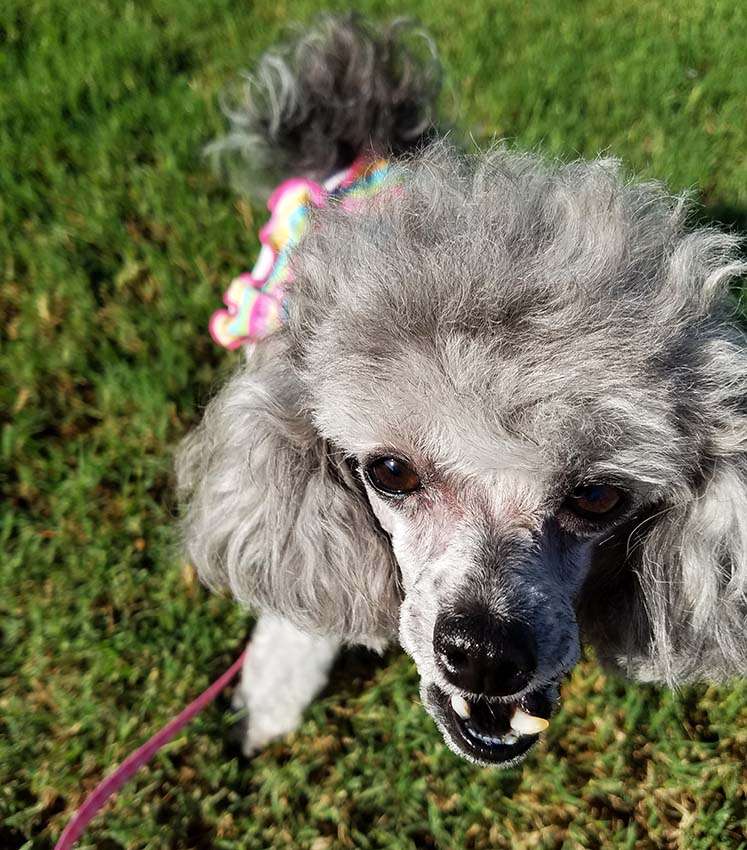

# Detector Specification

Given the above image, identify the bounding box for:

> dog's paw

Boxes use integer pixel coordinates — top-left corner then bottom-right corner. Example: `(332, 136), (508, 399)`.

(232, 614), (340, 757)
(231, 690), (302, 756)
(231, 677), (309, 756)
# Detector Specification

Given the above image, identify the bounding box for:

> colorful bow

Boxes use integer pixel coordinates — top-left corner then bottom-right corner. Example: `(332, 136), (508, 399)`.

(209, 158), (392, 349)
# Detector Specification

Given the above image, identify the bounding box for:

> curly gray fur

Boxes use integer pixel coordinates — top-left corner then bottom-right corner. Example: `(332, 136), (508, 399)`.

(179, 141), (746, 685)
(207, 13), (441, 192)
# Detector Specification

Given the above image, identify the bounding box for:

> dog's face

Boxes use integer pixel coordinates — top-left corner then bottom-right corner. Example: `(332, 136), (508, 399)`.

(309, 329), (690, 765)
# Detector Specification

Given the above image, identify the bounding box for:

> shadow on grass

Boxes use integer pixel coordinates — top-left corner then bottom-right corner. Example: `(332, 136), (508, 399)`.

(696, 201), (747, 235)
(695, 201), (746, 307)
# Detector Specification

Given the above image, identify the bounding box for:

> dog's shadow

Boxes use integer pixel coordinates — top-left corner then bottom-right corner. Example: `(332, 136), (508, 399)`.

(324, 643), (395, 695)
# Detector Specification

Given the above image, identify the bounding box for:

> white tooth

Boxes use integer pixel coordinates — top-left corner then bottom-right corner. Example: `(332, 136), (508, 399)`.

(503, 733), (518, 745)
(450, 693), (471, 719)
(509, 706), (549, 735)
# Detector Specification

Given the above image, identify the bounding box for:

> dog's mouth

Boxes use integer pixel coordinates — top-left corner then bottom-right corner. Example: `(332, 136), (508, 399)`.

(428, 684), (555, 766)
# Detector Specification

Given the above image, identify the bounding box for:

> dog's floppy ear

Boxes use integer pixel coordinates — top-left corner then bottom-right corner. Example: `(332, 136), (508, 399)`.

(581, 336), (747, 686)
(176, 333), (400, 641)
(628, 456), (747, 684)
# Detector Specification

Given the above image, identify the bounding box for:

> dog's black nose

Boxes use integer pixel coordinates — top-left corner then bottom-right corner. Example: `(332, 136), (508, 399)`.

(433, 610), (537, 697)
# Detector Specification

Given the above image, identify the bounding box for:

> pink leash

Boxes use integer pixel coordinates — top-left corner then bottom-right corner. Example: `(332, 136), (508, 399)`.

(54, 650), (246, 850)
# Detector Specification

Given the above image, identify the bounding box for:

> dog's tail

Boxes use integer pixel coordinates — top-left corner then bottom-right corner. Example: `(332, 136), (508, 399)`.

(208, 13), (442, 192)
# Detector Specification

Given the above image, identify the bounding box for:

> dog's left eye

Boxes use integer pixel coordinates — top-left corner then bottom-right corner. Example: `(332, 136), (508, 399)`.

(565, 484), (622, 518)
(365, 456), (421, 496)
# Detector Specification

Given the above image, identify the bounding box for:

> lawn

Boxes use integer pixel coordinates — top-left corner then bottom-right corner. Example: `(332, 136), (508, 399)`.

(1, 0), (745, 848)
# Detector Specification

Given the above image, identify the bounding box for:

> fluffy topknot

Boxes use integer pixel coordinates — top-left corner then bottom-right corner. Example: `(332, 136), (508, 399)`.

(208, 13), (442, 192)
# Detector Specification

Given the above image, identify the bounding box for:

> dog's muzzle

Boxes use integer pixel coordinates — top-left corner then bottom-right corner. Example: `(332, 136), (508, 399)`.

(430, 610), (555, 765)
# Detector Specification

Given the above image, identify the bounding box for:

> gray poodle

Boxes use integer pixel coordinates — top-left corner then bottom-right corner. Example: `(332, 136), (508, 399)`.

(177, 15), (746, 767)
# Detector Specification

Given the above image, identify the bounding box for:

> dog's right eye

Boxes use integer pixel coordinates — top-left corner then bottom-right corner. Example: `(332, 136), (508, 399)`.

(564, 484), (622, 519)
(365, 456), (421, 496)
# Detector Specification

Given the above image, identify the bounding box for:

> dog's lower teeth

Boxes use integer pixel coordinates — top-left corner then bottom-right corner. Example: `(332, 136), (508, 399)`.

(450, 693), (472, 719)
(469, 727), (515, 747)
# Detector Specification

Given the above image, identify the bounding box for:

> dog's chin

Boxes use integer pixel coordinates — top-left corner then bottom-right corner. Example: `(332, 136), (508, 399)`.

(423, 683), (557, 767)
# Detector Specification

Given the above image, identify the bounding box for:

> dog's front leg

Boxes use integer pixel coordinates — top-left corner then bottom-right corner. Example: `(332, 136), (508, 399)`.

(232, 612), (340, 755)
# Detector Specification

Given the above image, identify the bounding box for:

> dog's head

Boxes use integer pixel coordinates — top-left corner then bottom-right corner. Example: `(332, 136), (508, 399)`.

(178, 146), (747, 766)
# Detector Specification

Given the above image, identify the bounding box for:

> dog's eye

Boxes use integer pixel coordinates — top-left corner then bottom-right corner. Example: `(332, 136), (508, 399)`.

(365, 456), (421, 496)
(565, 484), (621, 518)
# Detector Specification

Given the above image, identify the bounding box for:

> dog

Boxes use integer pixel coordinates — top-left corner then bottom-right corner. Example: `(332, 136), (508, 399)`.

(176, 14), (747, 767)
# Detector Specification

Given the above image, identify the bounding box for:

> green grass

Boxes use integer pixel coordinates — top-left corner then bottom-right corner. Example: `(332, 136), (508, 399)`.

(2, 0), (746, 848)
